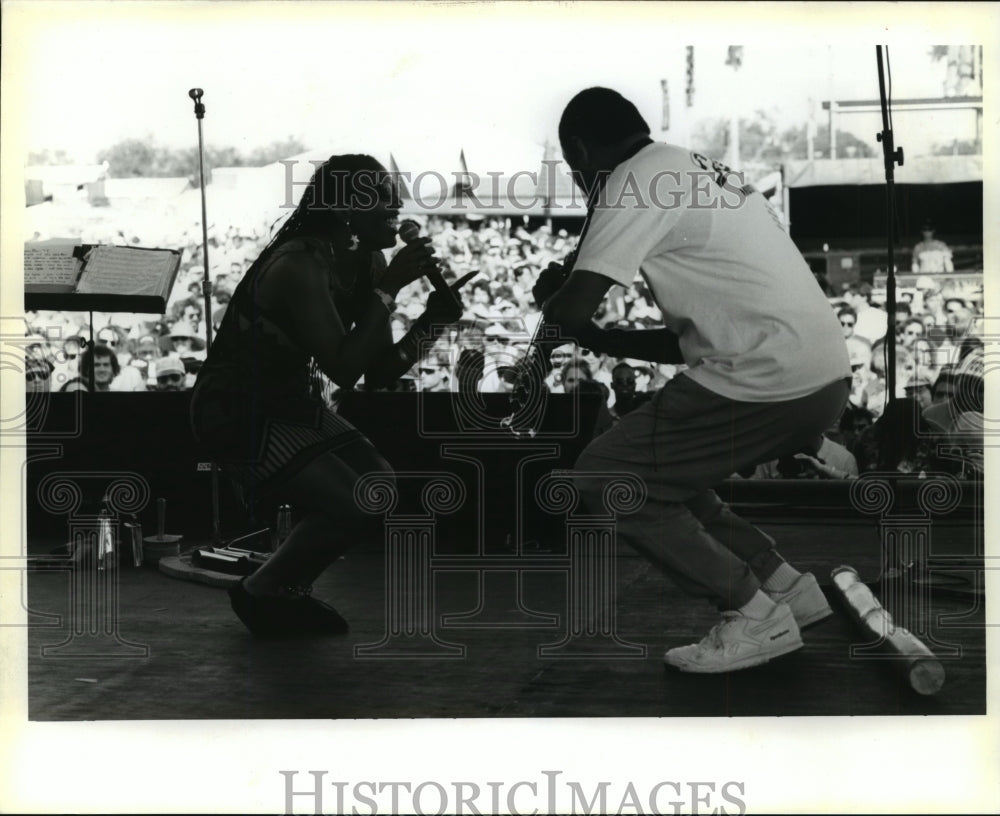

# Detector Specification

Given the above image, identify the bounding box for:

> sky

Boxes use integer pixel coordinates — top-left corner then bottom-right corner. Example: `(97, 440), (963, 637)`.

(9, 1), (987, 173)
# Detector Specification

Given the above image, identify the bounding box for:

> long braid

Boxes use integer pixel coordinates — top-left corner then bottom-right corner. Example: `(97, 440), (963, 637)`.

(246, 154), (386, 404)
(246, 153), (386, 283)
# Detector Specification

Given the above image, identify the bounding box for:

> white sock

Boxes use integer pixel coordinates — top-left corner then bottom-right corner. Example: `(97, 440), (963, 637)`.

(762, 563), (802, 592)
(738, 590), (777, 620)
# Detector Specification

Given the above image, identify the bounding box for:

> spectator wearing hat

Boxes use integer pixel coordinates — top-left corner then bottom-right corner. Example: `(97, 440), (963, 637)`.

(478, 322), (514, 392)
(169, 320), (208, 371)
(846, 338), (875, 410)
(25, 355), (52, 393)
(129, 335), (163, 388)
(944, 297), (975, 339)
(911, 221), (953, 274)
(904, 374), (934, 411)
(545, 343), (575, 393)
(154, 356), (188, 392)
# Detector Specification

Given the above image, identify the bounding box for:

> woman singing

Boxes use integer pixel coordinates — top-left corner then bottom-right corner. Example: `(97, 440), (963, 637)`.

(191, 155), (460, 637)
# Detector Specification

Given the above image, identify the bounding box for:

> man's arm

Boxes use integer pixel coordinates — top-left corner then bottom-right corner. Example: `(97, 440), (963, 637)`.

(586, 323), (684, 365)
(543, 269), (684, 365)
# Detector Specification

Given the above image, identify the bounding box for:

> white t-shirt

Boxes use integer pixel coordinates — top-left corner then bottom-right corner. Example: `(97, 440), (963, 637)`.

(817, 436), (858, 477)
(574, 142), (851, 402)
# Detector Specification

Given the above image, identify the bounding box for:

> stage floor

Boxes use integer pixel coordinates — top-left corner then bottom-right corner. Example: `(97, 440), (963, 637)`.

(25, 521), (986, 719)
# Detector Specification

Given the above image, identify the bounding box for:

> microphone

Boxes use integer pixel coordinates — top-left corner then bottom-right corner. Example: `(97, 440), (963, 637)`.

(188, 88), (205, 120)
(398, 220), (462, 309)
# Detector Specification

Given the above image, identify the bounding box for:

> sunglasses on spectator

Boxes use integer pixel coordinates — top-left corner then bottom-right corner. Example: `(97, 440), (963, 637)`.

(550, 352), (569, 361)
(840, 319), (855, 327)
(486, 336), (510, 345)
(851, 363), (865, 372)
(98, 338), (118, 347)
(157, 374), (185, 384)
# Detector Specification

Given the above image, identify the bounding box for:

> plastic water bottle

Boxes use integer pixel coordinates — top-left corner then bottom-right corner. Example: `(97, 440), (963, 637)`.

(275, 504), (292, 551)
(97, 509), (115, 571)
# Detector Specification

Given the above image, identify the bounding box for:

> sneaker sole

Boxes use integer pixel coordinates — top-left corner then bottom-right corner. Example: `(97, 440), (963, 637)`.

(797, 605), (834, 629)
(664, 636), (804, 674)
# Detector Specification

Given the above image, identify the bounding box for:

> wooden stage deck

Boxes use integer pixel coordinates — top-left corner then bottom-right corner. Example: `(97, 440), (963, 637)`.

(25, 519), (986, 720)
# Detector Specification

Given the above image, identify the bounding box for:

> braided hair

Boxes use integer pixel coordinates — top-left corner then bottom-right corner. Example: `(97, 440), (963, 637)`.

(224, 155), (390, 403)
(253, 154), (389, 275)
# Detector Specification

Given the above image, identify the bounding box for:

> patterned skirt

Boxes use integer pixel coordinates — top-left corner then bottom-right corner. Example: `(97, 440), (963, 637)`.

(190, 387), (366, 507)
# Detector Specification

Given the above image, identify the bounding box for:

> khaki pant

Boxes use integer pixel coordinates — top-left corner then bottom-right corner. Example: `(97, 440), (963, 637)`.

(574, 374), (850, 609)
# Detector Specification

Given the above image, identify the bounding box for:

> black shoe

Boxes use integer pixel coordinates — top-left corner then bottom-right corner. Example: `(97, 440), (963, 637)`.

(228, 579), (349, 638)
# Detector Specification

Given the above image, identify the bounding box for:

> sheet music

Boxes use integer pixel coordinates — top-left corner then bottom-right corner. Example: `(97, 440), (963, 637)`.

(75, 246), (176, 297)
(23, 246), (80, 290)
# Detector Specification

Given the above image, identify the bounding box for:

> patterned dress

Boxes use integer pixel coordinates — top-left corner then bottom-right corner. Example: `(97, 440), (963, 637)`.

(190, 236), (377, 504)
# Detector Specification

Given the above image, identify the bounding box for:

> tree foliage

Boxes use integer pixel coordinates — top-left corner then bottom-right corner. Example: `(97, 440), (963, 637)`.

(27, 148), (73, 166)
(692, 110), (876, 167)
(95, 135), (308, 185)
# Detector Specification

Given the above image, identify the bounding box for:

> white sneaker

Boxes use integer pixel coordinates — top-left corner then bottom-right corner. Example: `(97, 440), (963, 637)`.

(663, 603), (803, 673)
(764, 572), (833, 628)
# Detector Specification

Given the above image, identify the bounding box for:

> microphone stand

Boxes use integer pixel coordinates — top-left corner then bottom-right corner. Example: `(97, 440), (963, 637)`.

(188, 88), (214, 351)
(188, 88), (221, 545)
(875, 46), (904, 408)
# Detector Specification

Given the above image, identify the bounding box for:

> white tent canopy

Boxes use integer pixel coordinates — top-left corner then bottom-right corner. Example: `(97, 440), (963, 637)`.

(783, 154), (983, 188)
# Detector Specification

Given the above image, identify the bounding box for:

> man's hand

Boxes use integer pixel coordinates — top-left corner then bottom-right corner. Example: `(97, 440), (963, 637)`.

(793, 453), (855, 480)
(531, 260), (570, 308)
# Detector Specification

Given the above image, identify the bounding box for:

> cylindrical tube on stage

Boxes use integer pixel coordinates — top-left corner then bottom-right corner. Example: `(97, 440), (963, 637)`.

(831, 565), (945, 696)
(128, 523), (144, 568)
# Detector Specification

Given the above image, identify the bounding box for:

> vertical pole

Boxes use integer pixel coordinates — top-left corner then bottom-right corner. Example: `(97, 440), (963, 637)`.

(87, 311), (96, 391)
(876, 46), (903, 407)
(189, 88), (221, 545)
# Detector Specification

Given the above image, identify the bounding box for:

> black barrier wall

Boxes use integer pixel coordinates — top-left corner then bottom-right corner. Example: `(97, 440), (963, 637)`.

(24, 391), (604, 545)
(24, 392), (982, 546)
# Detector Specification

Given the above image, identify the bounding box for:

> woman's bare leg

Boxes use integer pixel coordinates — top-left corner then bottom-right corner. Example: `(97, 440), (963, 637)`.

(244, 440), (393, 596)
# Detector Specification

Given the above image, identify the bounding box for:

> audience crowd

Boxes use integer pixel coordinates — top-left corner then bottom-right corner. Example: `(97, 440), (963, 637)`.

(24, 213), (985, 480)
